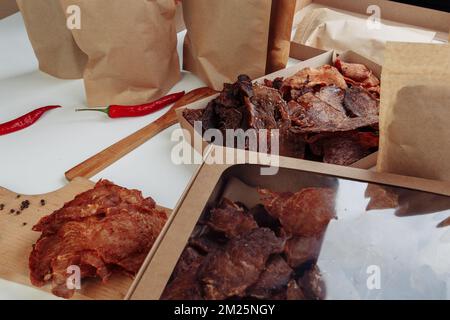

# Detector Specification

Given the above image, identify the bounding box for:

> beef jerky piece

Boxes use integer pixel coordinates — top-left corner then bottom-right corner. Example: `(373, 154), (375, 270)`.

(259, 188), (336, 237)
(30, 208), (166, 298)
(207, 199), (258, 238)
(183, 108), (205, 128)
(245, 84), (290, 129)
(335, 59), (372, 82)
(344, 86), (379, 117)
(199, 228), (284, 300)
(288, 86), (314, 102)
(315, 86), (346, 114)
(249, 204), (281, 231)
(290, 111), (379, 134)
(33, 179), (158, 236)
(201, 101), (218, 132)
(282, 65), (348, 91)
(365, 184), (400, 211)
(286, 279), (306, 300)
(161, 260), (204, 300)
(323, 137), (370, 166)
(248, 256), (293, 299)
(171, 246), (204, 279)
(189, 235), (222, 254)
(289, 93), (348, 129)
(263, 77), (284, 90)
(284, 236), (322, 268)
(278, 120), (307, 159)
(215, 104), (244, 130)
(298, 264), (326, 300)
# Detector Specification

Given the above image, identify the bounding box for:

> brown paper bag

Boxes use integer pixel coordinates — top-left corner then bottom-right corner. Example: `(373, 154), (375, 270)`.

(293, 8), (437, 65)
(60, 0), (180, 107)
(1, 0), (18, 19)
(266, 0), (297, 73)
(183, 0), (295, 90)
(16, 0), (87, 79)
(377, 43), (450, 182)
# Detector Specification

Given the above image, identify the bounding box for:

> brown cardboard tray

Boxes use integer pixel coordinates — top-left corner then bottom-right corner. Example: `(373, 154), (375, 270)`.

(176, 49), (381, 170)
(127, 146), (450, 300)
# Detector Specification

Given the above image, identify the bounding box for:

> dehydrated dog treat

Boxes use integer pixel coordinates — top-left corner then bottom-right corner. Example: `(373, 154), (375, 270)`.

(29, 180), (167, 299)
(163, 187), (334, 300)
(183, 59), (380, 166)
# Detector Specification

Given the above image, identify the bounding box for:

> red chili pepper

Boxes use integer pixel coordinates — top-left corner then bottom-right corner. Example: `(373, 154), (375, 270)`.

(0, 105), (61, 136)
(76, 91), (185, 118)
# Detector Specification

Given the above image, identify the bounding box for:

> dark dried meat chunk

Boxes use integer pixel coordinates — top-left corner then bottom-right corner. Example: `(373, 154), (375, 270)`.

(259, 188), (336, 237)
(183, 108), (204, 128)
(207, 199), (258, 238)
(298, 265), (326, 300)
(284, 236), (322, 268)
(199, 228), (284, 300)
(161, 258), (204, 300)
(323, 137), (371, 166)
(247, 256), (293, 299)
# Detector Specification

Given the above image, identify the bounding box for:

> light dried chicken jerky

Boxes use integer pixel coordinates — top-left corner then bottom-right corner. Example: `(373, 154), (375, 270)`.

(259, 188), (336, 237)
(199, 228), (284, 300)
(281, 65), (348, 93)
(29, 180), (167, 299)
(335, 59), (380, 96)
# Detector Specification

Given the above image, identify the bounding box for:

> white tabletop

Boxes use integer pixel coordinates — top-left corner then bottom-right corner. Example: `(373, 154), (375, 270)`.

(0, 13), (207, 300)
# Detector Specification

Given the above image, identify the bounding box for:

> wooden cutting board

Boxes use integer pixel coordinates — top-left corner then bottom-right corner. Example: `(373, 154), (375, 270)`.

(0, 178), (170, 300)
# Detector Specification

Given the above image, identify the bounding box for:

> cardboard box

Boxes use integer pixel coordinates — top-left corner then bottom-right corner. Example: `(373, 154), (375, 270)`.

(294, 0), (449, 43)
(176, 48), (381, 169)
(127, 146), (450, 300)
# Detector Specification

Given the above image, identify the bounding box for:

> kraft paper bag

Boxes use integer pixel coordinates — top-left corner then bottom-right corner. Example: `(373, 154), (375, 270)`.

(16, 0), (87, 79)
(266, 0), (297, 73)
(293, 8), (436, 65)
(61, 0), (180, 107)
(183, 0), (295, 90)
(377, 43), (450, 182)
(1, 0), (18, 19)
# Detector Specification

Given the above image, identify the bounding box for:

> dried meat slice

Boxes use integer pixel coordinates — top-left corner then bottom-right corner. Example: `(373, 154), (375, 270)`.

(322, 137), (371, 166)
(161, 258), (204, 300)
(282, 65), (348, 91)
(244, 84), (290, 130)
(315, 85), (346, 114)
(365, 184), (400, 211)
(199, 228), (284, 300)
(289, 93), (348, 129)
(30, 196), (167, 298)
(183, 108), (204, 128)
(247, 256), (293, 299)
(259, 188), (336, 237)
(298, 265), (326, 300)
(344, 86), (379, 117)
(284, 236), (322, 268)
(207, 199), (258, 238)
(33, 179), (157, 236)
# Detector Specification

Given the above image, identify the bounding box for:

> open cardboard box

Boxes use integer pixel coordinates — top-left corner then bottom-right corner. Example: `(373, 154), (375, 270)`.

(295, 0), (450, 43)
(176, 49), (380, 170)
(127, 146), (450, 300)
